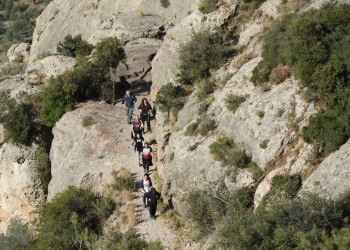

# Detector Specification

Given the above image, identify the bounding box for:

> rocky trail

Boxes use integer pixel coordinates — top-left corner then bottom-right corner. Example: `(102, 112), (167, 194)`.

(113, 92), (182, 249)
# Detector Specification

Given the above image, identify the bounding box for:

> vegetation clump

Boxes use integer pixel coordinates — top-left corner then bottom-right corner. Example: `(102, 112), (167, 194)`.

(198, 0), (218, 14)
(57, 34), (94, 58)
(0, 95), (34, 145)
(177, 29), (236, 85)
(40, 37), (126, 127)
(224, 94), (246, 113)
(251, 4), (350, 157)
(209, 137), (250, 168)
(155, 82), (185, 117)
(0, 217), (33, 250)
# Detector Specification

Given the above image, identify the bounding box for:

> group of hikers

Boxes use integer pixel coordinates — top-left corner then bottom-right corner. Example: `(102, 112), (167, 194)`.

(121, 90), (160, 220)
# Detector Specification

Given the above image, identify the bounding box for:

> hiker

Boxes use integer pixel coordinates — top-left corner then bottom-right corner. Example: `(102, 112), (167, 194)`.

(145, 187), (161, 220)
(138, 98), (153, 134)
(140, 173), (152, 208)
(121, 90), (137, 124)
(131, 116), (144, 140)
(141, 142), (153, 173)
(133, 133), (144, 166)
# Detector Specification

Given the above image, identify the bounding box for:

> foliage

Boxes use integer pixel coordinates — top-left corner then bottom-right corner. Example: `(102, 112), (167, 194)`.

(0, 97), (34, 145)
(155, 82), (185, 115)
(197, 118), (216, 136)
(82, 116), (96, 126)
(41, 37), (126, 127)
(209, 137), (250, 168)
(33, 142), (51, 194)
(247, 162), (264, 181)
(93, 37), (125, 70)
(185, 121), (199, 136)
(188, 143), (198, 151)
(269, 174), (301, 198)
(198, 0), (218, 14)
(31, 186), (115, 250)
(269, 64), (291, 85)
(57, 34), (94, 58)
(196, 78), (215, 102)
(224, 94), (245, 113)
(112, 175), (136, 192)
(0, 217), (33, 250)
(177, 29), (236, 85)
(252, 4), (350, 156)
(242, 0), (267, 9)
(255, 110), (264, 118)
(259, 139), (269, 149)
(160, 0), (170, 8)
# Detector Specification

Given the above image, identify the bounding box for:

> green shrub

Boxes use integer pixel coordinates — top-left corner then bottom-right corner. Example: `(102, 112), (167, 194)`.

(155, 82), (185, 115)
(57, 34), (94, 58)
(209, 137), (250, 168)
(196, 78), (215, 102)
(270, 174), (301, 198)
(31, 186), (114, 250)
(93, 37), (125, 69)
(112, 176), (136, 192)
(188, 143), (198, 151)
(198, 0), (218, 14)
(242, 0), (267, 9)
(160, 0), (170, 8)
(33, 142), (51, 194)
(0, 98), (34, 145)
(177, 29), (236, 85)
(255, 110), (264, 118)
(185, 189), (226, 229)
(197, 118), (216, 136)
(82, 116), (96, 126)
(184, 121), (199, 136)
(224, 94), (246, 113)
(247, 162), (264, 181)
(198, 102), (209, 115)
(259, 139), (269, 149)
(0, 217), (33, 250)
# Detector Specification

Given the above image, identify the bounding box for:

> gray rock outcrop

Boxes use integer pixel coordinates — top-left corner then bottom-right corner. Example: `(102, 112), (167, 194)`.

(25, 55), (76, 85)
(7, 43), (30, 63)
(47, 101), (130, 201)
(29, 0), (199, 62)
(0, 142), (44, 233)
(301, 139), (350, 199)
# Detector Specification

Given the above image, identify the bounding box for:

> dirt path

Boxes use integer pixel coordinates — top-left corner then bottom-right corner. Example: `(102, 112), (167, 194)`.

(114, 94), (182, 249)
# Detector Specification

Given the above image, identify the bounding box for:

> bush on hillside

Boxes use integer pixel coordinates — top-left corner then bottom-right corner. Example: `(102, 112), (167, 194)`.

(155, 82), (185, 115)
(0, 217), (33, 250)
(93, 37), (125, 70)
(33, 142), (51, 194)
(177, 29), (236, 85)
(31, 186), (115, 250)
(57, 34), (94, 58)
(252, 4), (350, 156)
(209, 137), (250, 168)
(224, 94), (246, 113)
(0, 97), (34, 145)
(198, 0), (218, 14)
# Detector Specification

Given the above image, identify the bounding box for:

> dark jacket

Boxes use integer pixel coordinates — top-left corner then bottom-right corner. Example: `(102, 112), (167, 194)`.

(146, 189), (161, 205)
(122, 94), (137, 108)
(138, 103), (152, 114)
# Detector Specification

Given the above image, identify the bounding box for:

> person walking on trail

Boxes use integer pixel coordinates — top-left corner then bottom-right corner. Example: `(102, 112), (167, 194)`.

(131, 116), (144, 140)
(145, 187), (160, 220)
(141, 142), (153, 173)
(138, 98), (153, 134)
(133, 133), (144, 165)
(121, 90), (137, 124)
(140, 173), (152, 208)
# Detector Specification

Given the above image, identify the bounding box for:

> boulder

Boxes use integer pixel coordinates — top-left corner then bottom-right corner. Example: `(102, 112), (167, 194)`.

(47, 101), (130, 201)
(7, 43), (30, 63)
(301, 139), (350, 199)
(114, 38), (162, 85)
(29, 0), (199, 62)
(0, 142), (44, 233)
(25, 55), (76, 85)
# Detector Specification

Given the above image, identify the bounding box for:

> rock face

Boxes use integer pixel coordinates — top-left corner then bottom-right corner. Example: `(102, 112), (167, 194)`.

(151, 0), (326, 209)
(7, 43), (30, 63)
(47, 101), (130, 201)
(301, 139), (350, 199)
(114, 38), (162, 86)
(0, 142), (44, 233)
(25, 55), (76, 85)
(29, 0), (199, 62)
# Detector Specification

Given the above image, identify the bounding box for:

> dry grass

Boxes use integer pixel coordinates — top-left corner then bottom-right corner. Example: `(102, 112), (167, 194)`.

(269, 64), (291, 85)
(151, 172), (164, 191)
(233, 52), (254, 69)
(126, 203), (138, 228)
(121, 190), (134, 203)
(117, 168), (132, 179)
